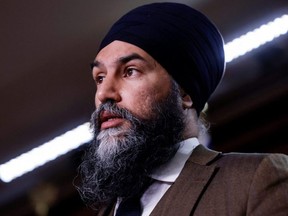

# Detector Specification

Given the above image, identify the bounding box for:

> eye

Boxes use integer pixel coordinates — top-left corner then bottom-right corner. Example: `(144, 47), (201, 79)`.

(95, 75), (105, 85)
(124, 67), (139, 77)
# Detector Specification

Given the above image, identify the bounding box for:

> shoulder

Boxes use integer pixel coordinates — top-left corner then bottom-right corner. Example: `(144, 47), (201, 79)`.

(186, 145), (288, 214)
(211, 149), (288, 197)
(194, 144), (288, 166)
(219, 151), (288, 170)
(191, 144), (288, 177)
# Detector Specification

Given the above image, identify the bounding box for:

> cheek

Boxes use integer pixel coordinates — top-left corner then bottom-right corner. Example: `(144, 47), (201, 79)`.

(94, 92), (101, 109)
(126, 87), (166, 119)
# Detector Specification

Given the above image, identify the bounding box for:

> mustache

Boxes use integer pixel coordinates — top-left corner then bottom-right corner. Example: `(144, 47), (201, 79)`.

(91, 100), (140, 131)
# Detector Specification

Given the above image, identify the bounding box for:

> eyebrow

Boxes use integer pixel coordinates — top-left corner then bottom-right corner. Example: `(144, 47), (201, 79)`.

(90, 53), (147, 70)
(118, 53), (146, 64)
(90, 61), (101, 69)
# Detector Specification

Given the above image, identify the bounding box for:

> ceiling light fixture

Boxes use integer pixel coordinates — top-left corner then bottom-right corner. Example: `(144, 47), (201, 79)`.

(0, 123), (92, 183)
(224, 14), (288, 63)
(0, 14), (287, 183)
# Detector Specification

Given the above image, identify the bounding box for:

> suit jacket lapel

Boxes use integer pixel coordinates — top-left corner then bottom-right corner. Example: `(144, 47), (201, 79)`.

(151, 145), (221, 216)
(97, 145), (221, 216)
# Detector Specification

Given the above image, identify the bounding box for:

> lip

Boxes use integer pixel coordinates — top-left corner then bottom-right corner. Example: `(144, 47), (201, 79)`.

(100, 110), (124, 130)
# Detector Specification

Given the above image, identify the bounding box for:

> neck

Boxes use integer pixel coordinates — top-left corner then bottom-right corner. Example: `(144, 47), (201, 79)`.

(181, 108), (199, 140)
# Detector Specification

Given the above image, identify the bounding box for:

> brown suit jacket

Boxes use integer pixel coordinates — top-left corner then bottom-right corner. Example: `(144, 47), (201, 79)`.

(98, 145), (288, 216)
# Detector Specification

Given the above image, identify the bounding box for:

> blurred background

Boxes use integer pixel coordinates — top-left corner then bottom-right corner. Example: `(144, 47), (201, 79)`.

(0, 0), (287, 215)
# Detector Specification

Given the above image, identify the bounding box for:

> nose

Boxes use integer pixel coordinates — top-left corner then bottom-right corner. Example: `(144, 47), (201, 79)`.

(95, 76), (121, 106)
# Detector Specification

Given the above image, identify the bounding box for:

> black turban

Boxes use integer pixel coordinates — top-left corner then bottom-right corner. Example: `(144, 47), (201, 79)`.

(99, 2), (225, 115)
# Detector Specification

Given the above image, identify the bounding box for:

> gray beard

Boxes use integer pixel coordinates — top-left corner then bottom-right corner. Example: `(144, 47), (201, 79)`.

(76, 84), (185, 209)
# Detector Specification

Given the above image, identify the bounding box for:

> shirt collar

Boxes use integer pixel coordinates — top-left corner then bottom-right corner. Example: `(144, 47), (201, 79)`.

(150, 137), (200, 183)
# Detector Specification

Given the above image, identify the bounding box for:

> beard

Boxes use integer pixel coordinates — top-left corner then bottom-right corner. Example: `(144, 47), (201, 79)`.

(76, 83), (185, 209)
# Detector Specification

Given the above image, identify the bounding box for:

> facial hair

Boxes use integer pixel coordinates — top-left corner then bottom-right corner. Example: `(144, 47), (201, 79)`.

(76, 83), (185, 209)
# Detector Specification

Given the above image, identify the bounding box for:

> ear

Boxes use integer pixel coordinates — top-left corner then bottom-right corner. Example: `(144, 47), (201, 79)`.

(180, 88), (193, 109)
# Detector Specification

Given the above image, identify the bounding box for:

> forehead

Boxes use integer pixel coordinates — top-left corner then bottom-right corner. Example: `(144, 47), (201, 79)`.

(95, 40), (156, 65)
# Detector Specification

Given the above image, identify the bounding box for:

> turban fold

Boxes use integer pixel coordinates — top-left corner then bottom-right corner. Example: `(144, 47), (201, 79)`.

(99, 2), (225, 115)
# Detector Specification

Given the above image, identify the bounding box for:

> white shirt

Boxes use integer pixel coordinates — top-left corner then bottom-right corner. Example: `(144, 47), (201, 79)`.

(115, 137), (200, 216)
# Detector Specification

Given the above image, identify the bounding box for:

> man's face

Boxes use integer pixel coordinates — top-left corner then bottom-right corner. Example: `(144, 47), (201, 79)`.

(92, 40), (173, 132)
(76, 41), (185, 207)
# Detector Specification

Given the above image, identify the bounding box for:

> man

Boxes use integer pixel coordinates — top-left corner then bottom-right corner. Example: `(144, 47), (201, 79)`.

(76, 2), (288, 215)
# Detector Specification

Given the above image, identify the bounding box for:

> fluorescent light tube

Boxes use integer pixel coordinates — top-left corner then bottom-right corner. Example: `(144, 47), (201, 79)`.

(0, 123), (92, 183)
(225, 14), (288, 62)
